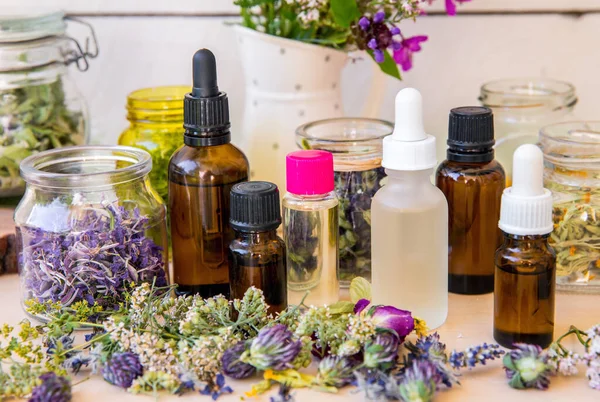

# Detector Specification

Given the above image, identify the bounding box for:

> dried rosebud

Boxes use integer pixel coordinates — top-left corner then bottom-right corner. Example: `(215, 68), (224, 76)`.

(356, 300), (415, 341)
(29, 372), (71, 402)
(503, 344), (552, 390)
(363, 330), (400, 370)
(102, 352), (143, 388)
(221, 342), (256, 379)
(241, 324), (302, 371)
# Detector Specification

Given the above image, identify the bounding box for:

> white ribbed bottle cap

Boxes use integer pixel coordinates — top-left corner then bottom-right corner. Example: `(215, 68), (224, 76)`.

(382, 88), (437, 171)
(498, 144), (553, 235)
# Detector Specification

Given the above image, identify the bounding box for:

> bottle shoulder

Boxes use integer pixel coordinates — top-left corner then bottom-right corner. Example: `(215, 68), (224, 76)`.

(495, 239), (556, 274)
(436, 159), (506, 182)
(282, 191), (338, 210)
(229, 236), (286, 257)
(169, 143), (249, 182)
(373, 180), (447, 212)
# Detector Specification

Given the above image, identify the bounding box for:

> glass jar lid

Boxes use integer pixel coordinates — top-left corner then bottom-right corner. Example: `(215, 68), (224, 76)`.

(0, 10), (66, 43)
(126, 86), (188, 123)
(540, 121), (600, 169)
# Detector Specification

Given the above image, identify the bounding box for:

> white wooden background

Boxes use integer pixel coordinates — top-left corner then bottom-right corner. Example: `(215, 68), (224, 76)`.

(6, 0), (600, 155)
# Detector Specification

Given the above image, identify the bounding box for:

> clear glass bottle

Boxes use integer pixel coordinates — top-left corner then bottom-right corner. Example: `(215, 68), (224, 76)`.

(169, 49), (249, 299)
(479, 78), (577, 185)
(296, 118), (392, 287)
(118, 86), (187, 202)
(436, 107), (505, 295)
(284, 150), (339, 306)
(229, 181), (287, 314)
(371, 88), (448, 329)
(15, 146), (168, 321)
(0, 11), (97, 201)
(540, 121), (600, 293)
(494, 144), (555, 348)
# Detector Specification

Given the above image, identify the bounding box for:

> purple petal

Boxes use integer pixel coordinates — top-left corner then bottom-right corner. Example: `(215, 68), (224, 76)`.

(373, 49), (385, 63)
(370, 305), (415, 338)
(354, 299), (371, 314)
(358, 16), (370, 31)
(390, 26), (400, 35)
(446, 0), (457, 15)
(367, 38), (378, 50)
(373, 11), (385, 23)
(393, 47), (411, 71)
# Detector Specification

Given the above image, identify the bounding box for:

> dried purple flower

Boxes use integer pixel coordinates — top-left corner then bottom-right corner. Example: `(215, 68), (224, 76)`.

(270, 383), (294, 402)
(199, 374), (233, 400)
(316, 356), (359, 388)
(448, 343), (504, 370)
(396, 360), (437, 402)
(363, 330), (400, 370)
(357, 300), (415, 341)
(404, 332), (456, 388)
(503, 344), (552, 390)
(102, 352), (144, 388)
(29, 372), (71, 402)
(241, 324), (302, 371)
(221, 342), (256, 379)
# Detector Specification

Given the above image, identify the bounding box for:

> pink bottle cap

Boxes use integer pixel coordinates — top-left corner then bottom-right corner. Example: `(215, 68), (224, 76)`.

(286, 150), (334, 195)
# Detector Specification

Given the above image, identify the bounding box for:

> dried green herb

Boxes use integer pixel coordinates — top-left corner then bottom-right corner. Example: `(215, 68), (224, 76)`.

(0, 78), (85, 193)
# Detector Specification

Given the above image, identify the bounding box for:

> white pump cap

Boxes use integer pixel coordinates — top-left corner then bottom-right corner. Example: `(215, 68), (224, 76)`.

(382, 88), (437, 171)
(498, 144), (553, 235)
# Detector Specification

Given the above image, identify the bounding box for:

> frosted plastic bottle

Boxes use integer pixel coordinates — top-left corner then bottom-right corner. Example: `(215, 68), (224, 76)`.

(371, 88), (448, 329)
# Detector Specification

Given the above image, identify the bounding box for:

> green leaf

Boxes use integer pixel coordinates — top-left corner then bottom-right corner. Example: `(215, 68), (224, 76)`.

(349, 277), (372, 303)
(367, 49), (401, 80)
(330, 0), (361, 28)
(328, 301), (355, 315)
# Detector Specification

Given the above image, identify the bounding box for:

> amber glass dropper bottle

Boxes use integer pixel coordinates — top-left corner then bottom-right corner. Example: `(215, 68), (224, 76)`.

(169, 49), (249, 298)
(494, 144), (555, 348)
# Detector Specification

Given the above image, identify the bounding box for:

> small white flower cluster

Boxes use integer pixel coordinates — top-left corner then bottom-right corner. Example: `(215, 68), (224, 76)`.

(296, 0), (326, 26)
(347, 314), (376, 344)
(129, 283), (152, 326)
(585, 325), (600, 390)
(177, 329), (238, 382)
(548, 346), (580, 376)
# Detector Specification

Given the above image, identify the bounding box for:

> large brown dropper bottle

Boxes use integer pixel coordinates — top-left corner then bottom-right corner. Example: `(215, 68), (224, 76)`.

(169, 49), (249, 298)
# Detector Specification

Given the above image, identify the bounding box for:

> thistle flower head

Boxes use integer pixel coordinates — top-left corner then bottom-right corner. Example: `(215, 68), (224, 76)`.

(316, 356), (359, 388)
(102, 352), (144, 388)
(241, 324), (302, 371)
(363, 330), (400, 370)
(221, 342), (256, 379)
(397, 360), (437, 402)
(29, 372), (71, 402)
(503, 344), (552, 390)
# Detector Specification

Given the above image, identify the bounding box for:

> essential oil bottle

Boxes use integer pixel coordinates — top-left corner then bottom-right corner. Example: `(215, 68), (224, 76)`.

(283, 150), (339, 306)
(228, 181), (287, 314)
(436, 107), (505, 295)
(169, 49), (249, 298)
(371, 88), (448, 329)
(494, 144), (555, 348)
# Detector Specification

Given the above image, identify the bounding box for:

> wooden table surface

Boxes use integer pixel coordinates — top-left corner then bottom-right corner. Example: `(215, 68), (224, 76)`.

(1, 271), (599, 401)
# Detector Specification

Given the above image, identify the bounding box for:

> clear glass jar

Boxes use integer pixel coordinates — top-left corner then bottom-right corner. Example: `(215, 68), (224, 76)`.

(118, 86), (186, 202)
(296, 118), (392, 286)
(0, 11), (97, 201)
(480, 78), (577, 186)
(15, 146), (168, 321)
(540, 122), (600, 294)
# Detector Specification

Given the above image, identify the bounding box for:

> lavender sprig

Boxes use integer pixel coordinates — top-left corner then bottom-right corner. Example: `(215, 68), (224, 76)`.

(449, 343), (505, 370)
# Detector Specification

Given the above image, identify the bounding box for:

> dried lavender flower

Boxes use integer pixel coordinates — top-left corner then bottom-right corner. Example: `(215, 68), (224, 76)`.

(404, 332), (457, 388)
(102, 352), (144, 388)
(221, 342), (256, 379)
(241, 324), (302, 371)
(448, 343), (504, 370)
(503, 344), (552, 390)
(29, 372), (71, 402)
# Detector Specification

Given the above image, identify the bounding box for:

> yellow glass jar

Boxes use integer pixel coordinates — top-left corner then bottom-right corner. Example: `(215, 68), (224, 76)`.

(118, 86), (187, 202)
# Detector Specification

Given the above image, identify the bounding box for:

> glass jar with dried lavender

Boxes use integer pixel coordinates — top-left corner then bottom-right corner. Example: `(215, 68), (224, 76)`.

(15, 146), (168, 321)
(540, 122), (600, 294)
(296, 118), (392, 287)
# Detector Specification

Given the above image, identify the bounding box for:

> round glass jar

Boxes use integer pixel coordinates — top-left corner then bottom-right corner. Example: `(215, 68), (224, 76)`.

(480, 78), (577, 186)
(15, 146), (168, 320)
(540, 122), (600, 294)
(0, 11), (97, 201)
(118, 86), (186, 202)
(296, 117), (392, 286)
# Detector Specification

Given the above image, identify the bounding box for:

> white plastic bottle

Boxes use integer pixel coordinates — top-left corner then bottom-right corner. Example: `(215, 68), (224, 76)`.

(371, 88), (448, 329)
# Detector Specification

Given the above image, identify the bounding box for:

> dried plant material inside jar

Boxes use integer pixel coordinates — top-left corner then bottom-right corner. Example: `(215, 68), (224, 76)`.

(540, 122), (600, 293)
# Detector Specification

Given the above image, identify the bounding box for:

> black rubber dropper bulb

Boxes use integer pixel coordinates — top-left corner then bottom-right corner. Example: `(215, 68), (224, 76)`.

(184, 48), (231, 146)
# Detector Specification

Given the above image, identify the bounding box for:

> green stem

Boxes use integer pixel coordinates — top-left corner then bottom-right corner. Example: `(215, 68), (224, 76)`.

(59, 332), (111, 357)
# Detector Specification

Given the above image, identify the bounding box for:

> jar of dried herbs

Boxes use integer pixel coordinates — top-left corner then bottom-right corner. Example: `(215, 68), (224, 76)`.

(540, 122), (600, 293)
(296, 118), (392, 286)
(0, 11), (97, 201)
(118, 86), (186, 202)
(15, 146), (168, 321)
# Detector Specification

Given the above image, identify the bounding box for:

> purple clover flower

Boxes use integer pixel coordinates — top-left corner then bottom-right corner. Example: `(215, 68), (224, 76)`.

(316, 356), (359, 388)
(221, 342), (256, 379)
(358, 16), (370, 31)
(503, 344), (552, 390)
(102, 352), (143, 388)
(29, 372), (71, 402)
(397, 360), (437, 402)
(243, 324), (302, 371)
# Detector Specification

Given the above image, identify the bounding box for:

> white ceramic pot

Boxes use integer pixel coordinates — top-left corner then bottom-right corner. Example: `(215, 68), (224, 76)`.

(233, 25), (385, 191)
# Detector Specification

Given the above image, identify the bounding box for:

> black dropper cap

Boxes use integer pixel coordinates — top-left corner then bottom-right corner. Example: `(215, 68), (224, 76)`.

(230, 181), (281, 232)
(447, 106), (495, 163)
(184, 49), (231, 147)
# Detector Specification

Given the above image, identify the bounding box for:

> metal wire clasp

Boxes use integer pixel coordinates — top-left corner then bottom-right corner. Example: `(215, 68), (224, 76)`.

(60, 17), (100, 72)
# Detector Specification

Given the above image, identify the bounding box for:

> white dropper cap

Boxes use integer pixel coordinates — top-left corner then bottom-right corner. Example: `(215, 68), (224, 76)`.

(382, 88), (437, 171)
(498, 144), (553, 235)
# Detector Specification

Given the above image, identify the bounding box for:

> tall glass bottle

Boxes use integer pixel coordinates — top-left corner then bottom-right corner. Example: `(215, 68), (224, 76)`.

(228, 181), (287, 314)
(371, 88), (448, 329)
(283, 150), (339, 306)
(436, 107), (505, 294)
(169, 49), (249, 298)
(494, 144), (555, 348)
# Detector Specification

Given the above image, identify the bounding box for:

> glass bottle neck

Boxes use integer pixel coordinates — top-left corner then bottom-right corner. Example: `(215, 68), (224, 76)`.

(385, 169), (433, 184)
(235, 230), (279, 244)
(502, 232), (550, 247)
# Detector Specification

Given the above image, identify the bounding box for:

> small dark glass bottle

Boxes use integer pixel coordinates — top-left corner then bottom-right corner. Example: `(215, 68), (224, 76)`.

(169, 49), (249, 298)
(228, 181), (287, 314)
(436, 107), (505, 295)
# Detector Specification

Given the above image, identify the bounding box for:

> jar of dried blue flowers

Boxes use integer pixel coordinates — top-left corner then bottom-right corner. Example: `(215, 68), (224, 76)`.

(15, 146), (168, 321)
(296, 118), (392, 286)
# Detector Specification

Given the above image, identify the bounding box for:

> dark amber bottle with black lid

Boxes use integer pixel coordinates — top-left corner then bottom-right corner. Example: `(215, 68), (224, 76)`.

(169, 49), (249, 298)
(228, 181), (287, 314)
(436, 107), (505, 295)
(494, 144), (555, 349)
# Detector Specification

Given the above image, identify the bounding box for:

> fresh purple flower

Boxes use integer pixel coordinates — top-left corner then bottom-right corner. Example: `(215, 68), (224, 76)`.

(29, 372), (71, 402)
(358, 16), (370, 31)
(363, 330), (400, 370)
(102, 352), (143, 388)
(503, 344), (552, 390)
(367, 38), (378, 50)
(393, 35), (428, 71)
(390, 26), (401, 35)
(221, 342), (256, 379)
(373, 11), (386, 23)
(445, 0), (471, 16)
(316, 356), (359, 388)
(199, 374), (233, 400)
(354, 299), (370, 314)
(373, 49), (385, 63)
(242, 324), (302, 371)
(358, 301), (415, 341)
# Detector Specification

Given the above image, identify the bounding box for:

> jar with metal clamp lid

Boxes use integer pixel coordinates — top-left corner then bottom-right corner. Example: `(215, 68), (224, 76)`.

(0, 10), (98, 201)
